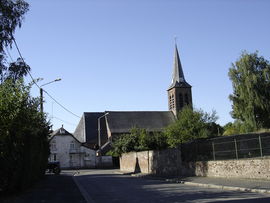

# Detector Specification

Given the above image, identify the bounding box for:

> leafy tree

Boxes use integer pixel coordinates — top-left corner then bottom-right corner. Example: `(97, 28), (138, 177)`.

(0, 0), (29, 82)
(229, 51), (270, 131)
(110, 128), (168, 156)
(0, 79), (50, 193)
(0, 1), (51, 194)
(164, 106), (218, 147)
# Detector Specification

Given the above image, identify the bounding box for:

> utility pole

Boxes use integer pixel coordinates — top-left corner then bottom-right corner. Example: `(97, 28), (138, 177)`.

(40, 78), (61, 113)
(40, 88), (44, 113)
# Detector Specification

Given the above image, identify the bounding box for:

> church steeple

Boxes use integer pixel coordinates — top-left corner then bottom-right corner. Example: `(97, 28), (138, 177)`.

(169, 45), (191, 89)
(167, 44), (192, 116)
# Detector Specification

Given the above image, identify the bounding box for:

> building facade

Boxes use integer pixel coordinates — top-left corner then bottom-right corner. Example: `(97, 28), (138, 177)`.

(49, 126), (96, 169)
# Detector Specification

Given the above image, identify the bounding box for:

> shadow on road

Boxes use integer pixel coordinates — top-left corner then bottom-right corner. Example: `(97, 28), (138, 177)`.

(2, 174), (86, 203)
(75, 171), (270, 203)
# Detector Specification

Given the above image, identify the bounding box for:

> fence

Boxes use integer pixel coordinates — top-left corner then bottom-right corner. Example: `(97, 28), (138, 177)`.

(181, 132), (270, 161)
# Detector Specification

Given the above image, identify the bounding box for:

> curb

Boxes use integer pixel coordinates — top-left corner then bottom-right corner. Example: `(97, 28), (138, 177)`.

(115, 171), (270, 194)
(165, 179), (270, 194)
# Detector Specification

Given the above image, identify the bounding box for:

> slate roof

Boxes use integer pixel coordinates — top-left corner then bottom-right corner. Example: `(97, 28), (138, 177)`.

(73, 112), (108, 148)
(105, 111), (176, 134)
(168, 45), (191, 90)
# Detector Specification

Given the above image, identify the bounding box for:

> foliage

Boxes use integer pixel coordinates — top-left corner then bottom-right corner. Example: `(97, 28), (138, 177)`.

(229, 51), (270, 131)
(0, 0), (29, 82)
(110, 128), (168, 156)
(222, 121), (244, 136)
(164, 106), (219, 147)
(0, 79), (50, 194)
(0, 1), (50, 194)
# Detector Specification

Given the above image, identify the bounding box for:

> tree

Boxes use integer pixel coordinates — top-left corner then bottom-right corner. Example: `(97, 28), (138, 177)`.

(0, 79), (50, 193)
(0, 0), (29, 82)
(229, 51), (270, 131)
(0, 1), (51, 194)
(110, 128), (168, 156)
(164, 106), (218, 147)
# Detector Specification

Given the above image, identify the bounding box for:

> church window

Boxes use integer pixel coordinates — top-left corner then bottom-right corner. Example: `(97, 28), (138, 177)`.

(179, 93), (183, 109)
(169, 95), (172, 110)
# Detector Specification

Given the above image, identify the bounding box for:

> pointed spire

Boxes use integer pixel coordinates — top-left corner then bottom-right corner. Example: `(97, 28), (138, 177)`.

(168, 44), (191, 89)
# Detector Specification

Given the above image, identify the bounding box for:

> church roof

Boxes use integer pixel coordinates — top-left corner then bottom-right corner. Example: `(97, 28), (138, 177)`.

(168, 45), (191, 90)
(73, 112), (108, 147)
(105, 111), (175, 134)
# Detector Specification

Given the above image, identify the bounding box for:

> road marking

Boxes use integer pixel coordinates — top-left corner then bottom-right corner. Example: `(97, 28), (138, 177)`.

(72, 174), (96, 203)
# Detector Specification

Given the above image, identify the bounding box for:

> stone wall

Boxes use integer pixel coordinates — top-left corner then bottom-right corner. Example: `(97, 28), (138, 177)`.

(120, 148), (181, 176)
(182, 157), (270, 180)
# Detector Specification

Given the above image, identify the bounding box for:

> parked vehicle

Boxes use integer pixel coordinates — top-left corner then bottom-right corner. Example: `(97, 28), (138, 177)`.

(47, 161), (61, 174)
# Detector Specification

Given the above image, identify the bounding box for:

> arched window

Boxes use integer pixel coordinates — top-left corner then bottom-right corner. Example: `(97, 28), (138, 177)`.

(171, 94), (175, 108)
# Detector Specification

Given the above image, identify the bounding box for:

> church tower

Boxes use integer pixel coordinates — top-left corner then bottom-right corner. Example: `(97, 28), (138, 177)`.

(167, 45), (192, 116)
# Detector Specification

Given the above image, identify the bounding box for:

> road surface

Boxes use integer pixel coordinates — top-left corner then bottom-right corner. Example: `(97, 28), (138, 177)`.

(73, 169), (270, 203)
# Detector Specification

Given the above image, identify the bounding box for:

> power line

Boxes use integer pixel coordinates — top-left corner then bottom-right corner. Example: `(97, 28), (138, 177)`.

(51, 116), (78, 126)
(11, 36), (80, 119)
(43, 89), (80, 118)
(12, 36), (41, 89)
(5, 47), (14, 62)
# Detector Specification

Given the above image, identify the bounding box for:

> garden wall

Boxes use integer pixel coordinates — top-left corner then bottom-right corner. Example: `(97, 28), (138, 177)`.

(120, 148), (181, 177)
(182, 157), (270, 180)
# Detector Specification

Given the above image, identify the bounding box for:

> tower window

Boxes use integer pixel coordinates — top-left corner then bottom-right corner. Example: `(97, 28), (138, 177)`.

(171, 95), (175, 108)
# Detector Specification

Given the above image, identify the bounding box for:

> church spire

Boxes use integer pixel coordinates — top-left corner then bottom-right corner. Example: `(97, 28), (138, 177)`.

(167, 44), (192, 116)
(168, 44), (191, 90)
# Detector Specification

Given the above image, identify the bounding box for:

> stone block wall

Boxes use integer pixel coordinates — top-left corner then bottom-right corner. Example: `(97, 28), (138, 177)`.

(182, 157), (270, 180)
(120, 148), (181, 176)
(120, 149), (270, 180)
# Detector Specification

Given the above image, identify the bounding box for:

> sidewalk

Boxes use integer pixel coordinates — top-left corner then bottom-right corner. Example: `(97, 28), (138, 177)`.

(128, 171), (270, 194)
(1, 171), (86, 203)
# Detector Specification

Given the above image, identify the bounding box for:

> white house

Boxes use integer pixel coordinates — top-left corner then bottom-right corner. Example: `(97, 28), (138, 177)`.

(49, 126), (96, 169)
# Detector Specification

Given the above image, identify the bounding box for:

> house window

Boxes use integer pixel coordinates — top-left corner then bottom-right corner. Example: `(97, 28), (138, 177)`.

(70, 141), (75, 150)
(53, 154), (57, 161)
(51, 140), (57, 151)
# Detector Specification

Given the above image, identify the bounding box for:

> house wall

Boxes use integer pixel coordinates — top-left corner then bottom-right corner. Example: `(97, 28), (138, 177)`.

(49, 135), (96, 169)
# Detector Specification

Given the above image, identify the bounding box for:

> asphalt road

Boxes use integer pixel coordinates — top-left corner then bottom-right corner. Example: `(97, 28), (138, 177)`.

(74, 169), (270, 203)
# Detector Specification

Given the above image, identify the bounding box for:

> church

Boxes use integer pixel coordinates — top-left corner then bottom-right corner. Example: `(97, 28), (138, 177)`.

(73, 45), (193, 154)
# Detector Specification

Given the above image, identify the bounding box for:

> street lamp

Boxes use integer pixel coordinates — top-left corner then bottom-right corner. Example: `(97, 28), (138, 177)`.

(98, 112), (109, 148)
(40, 78), (61, 113)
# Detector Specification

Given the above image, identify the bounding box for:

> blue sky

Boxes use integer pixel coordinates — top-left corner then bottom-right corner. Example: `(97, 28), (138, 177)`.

(10, 0), (270, 132)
